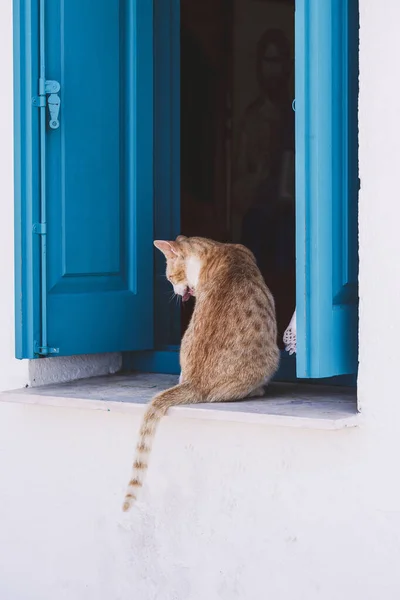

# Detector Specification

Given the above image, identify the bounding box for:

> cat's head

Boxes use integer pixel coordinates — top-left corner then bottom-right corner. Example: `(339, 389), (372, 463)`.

(154, 236), (195, 302)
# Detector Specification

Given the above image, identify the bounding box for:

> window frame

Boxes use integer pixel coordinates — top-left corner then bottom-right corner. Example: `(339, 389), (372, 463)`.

(125, 0), (358, 384)
(13, 0), (41, 359)
(13, 0), (358, 382)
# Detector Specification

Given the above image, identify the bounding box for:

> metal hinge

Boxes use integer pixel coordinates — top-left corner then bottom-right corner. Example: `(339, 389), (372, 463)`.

(34, 341), (60, 357)
(32, 79), (61, 129)
(32, 222), (47, 235)
(32, 227), (59, 356)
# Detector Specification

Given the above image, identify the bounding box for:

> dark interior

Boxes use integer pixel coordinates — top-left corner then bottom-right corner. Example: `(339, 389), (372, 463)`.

(180, 0), (295, 347)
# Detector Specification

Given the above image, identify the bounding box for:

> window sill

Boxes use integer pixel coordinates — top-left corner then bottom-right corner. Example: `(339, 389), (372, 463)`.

(0, 373), (358, 430)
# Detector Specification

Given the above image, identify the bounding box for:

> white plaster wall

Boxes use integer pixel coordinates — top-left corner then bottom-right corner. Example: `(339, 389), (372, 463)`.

(0, 402), (400, 600)
(0, 0), (400, 599)
(28, 353), (122, 387)
(0, 1), (29, 391)
(357, 0), (400, 421)
(0, 2), (121, 391)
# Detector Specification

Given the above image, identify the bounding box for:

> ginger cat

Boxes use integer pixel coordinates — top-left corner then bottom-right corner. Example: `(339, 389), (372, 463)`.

(122, 236), (279, 511)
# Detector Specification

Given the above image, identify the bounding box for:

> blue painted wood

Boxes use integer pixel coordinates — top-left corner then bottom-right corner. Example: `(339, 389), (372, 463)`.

(16, 0), (155, 357)
(126, 350), (181, 375)
(36, 0), (54, 355)
(13, 0), (42, 359)
(295, 0), (359, 378)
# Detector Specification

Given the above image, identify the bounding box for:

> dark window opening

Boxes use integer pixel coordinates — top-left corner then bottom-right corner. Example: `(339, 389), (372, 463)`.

(180, 0), (296, 346)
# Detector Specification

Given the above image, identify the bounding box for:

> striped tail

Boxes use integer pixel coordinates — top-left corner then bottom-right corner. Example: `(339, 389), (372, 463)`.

(122, 382), (198, 512)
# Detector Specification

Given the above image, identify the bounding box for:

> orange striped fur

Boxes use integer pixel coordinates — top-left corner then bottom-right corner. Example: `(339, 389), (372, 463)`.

(122, 236), (279, 511)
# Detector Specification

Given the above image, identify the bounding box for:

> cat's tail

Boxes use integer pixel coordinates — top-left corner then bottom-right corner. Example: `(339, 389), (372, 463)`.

(122, 382), (199, 512)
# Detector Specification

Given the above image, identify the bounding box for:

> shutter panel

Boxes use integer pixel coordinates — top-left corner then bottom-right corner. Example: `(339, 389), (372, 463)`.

(15, 0), (154, 358)
(295, 0), (359, 378)
(14, 0), (41, 359)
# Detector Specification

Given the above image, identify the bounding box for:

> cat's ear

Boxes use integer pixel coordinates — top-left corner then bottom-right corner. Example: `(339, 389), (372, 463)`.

(176, 235), (187, 242)
(154, 240), (179, 259)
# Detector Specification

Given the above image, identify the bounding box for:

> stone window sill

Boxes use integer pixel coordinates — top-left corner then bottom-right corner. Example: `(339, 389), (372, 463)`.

(0, 372), (358, 430)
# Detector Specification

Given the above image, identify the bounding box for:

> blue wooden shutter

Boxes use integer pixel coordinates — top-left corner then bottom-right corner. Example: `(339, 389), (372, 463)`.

(295, 0), (359, 378)
(14, 0), (154, 358)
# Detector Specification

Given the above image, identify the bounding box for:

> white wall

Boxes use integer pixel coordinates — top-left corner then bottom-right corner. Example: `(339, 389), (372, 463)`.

(0, 400), (399, 600)
(0, 1), (29, 390)
(357, 0), (400, 420)
(28, 353), (121, 387)
(1, 0), (400, 598)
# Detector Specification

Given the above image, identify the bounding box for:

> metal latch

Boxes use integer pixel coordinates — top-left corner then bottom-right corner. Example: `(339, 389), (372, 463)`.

(32, 79), (61, 129)
(34, 341), (60, 357)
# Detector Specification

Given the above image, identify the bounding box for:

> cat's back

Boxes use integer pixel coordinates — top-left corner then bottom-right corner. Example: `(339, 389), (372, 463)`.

(185, 242), (279, 385)
(209, 243), (274, 311)
(217, 243), (276, 334)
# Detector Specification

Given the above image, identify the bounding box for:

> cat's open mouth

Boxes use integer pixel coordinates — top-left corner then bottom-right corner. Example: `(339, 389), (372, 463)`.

(182, 287), (194, 302)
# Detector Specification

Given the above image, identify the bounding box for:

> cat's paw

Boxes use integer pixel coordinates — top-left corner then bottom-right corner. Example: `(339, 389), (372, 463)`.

(246, 385), (266, 398)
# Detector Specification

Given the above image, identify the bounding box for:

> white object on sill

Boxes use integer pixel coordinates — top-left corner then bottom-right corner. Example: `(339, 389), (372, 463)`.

(283, 309), (296, 355)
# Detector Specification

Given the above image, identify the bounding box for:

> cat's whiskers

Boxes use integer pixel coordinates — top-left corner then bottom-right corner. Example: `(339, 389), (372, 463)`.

(168, 290), (182, 305)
